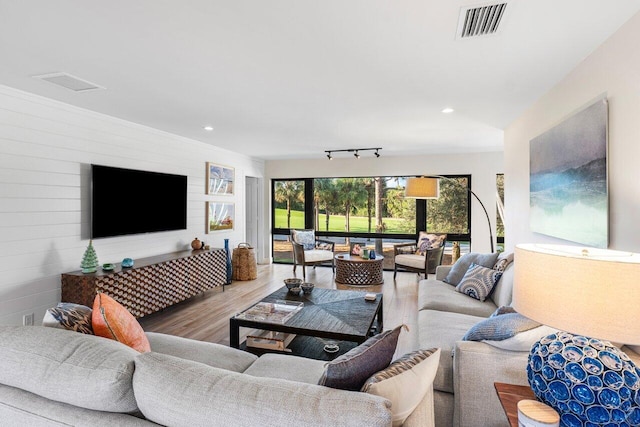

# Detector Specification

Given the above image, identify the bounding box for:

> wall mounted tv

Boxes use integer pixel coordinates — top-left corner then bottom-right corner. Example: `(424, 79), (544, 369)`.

(91, 164), (188, 239)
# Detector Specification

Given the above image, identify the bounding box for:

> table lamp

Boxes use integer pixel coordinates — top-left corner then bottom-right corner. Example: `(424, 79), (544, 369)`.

(513, 244), (640, 427)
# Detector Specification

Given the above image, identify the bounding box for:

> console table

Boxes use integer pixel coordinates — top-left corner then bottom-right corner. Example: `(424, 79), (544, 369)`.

(61, 249), (227, 318)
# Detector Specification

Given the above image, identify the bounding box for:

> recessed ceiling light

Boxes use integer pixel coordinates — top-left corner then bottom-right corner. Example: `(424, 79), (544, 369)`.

(442, 108), (454, 114)
(203, 126), (214, 131)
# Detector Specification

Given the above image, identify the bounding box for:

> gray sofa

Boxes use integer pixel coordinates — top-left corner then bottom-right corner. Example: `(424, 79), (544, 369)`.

(0, 326), (434, 427)
(417, 261), (640, 427)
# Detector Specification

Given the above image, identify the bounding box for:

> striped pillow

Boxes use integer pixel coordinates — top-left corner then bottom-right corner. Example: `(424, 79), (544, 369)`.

(362, 348), (441, 427)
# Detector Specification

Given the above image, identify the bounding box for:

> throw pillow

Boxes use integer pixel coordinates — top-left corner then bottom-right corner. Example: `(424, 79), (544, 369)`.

(493, 252), (514, 272)
(291, 229), (315, 250)
(415, 232), (445, 255)
(483, 325), (558, 351)
(362, 348), (441, 427)
(42, 302), (94, 334)
(92, 293), (151, 353)
(463, 307), (541, 341)
(443, 252), (500, 285)
(455, 263), (503, 301)
(319, 325), (403, 391)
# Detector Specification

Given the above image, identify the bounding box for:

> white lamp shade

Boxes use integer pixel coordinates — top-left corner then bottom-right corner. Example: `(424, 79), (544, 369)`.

(405, 177), (440, 199)
(513, 244), (640, 345)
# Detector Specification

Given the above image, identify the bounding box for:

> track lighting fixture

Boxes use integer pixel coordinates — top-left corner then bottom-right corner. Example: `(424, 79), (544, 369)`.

(323, 147), (382, 160)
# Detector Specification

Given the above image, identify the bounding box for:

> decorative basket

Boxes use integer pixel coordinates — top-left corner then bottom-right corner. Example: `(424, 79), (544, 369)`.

(232, 243), (257, 280)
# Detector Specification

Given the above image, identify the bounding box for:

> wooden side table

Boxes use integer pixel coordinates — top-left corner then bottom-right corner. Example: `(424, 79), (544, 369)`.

(494, 382), (536, 427)
(334, 254), (384, 285)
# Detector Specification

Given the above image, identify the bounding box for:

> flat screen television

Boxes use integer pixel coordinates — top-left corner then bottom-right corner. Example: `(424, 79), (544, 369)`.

(91, 164), (188, 239)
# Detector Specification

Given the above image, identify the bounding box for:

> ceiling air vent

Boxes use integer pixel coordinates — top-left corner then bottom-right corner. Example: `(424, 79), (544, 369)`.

(32, 72), (105, 92)
(457, 2), (508, 39)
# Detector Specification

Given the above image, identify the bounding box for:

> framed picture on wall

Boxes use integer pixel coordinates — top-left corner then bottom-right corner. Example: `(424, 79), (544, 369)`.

(207, 202), (235, 233)
(529, 97), (608, 248)
(206, 163), (234, 195)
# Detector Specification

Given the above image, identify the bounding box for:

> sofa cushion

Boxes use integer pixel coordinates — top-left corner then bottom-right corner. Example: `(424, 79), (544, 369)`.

(0, 326), (138, 413)
(489, 262), (515, 307)
(418, 279), (498, 318)
(418, 310), (485, 393)
(362, 348), (441, 427)
(146, 332), (257, 372)
(292, 229), (315, 250)
(92, 293), (151, 353)
(462, 310), (541, 342)
(395, 253), (426, 269)
(455, 264), (503, 302)
(416, 232), (446, 255)
(42, 302), (94, 334)
(443, 252), (499, 285)
(493, 251), (514, 272)
(244, 353), (326, 384)
(304, 249), (334, 262)
(133, 352), (393, 427)
(483, 325), (558, 351)
(319, 325), (402, 391)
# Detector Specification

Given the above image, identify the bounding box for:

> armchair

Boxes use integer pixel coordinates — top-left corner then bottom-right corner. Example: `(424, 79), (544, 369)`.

(290, 229), (335, 280)
(393, 233), (447, 279)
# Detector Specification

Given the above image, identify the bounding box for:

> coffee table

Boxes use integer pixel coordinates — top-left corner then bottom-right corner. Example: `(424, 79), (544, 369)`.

(230, 286), (383, 360)
(335, 254), (384, 285)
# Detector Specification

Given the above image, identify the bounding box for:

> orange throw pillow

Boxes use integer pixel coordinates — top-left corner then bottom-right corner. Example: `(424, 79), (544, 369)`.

(92, 293), (151, 353)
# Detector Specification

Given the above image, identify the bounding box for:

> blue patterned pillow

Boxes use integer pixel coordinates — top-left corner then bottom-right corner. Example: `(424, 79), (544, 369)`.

(463, 307), (541, 341)
(455, 263), (503, 302)
(291, 230), (315, 250)
(416, 232), (445, 255)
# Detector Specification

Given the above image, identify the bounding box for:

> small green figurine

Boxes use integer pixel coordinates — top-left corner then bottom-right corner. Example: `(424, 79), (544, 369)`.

(81, 240), (99, 273)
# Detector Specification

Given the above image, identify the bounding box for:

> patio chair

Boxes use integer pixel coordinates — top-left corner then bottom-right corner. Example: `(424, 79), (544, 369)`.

(393, 232), (447, 278)
(290, 229), (335, 280)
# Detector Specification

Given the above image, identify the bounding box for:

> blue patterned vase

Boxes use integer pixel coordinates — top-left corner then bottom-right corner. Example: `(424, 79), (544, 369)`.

(224, 238), (232, 285)
(527, 332), (640, 426)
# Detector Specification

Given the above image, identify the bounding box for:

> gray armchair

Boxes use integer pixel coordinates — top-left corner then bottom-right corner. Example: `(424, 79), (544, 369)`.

(393, 233), (447, 278)
(290, 229), (335, 280)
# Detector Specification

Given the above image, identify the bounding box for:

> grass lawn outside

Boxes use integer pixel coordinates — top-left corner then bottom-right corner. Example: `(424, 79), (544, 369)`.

(274, 208), (413, 233)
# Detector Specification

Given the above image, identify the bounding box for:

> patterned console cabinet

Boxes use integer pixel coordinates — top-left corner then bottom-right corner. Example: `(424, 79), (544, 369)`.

(61, 249), (227, 318)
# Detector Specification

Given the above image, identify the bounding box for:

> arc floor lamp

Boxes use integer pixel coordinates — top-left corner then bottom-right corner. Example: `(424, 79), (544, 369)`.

(405, 176), (494, 253)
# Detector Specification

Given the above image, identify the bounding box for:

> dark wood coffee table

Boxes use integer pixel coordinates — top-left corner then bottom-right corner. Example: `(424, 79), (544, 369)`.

(230, 286), (383, 360)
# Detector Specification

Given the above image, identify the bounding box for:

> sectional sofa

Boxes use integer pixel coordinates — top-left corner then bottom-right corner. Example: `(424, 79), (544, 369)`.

(0, 325), (435, 426)
(418, 258), (640, 427)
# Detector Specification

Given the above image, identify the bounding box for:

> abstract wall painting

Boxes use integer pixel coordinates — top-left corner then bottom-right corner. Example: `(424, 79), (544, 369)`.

(529, 98), (608, 248)
(207, 202), (234, 233)
(206, 163), (234, 196)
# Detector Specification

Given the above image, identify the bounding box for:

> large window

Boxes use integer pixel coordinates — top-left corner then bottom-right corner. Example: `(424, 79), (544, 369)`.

(272, 175), (471, 268)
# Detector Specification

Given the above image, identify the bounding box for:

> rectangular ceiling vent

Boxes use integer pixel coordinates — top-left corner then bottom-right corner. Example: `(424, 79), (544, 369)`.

(457, 2), (508, 39)
(32, 72), (105, 92)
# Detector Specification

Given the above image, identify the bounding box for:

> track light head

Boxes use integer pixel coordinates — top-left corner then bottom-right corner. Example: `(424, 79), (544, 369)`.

(327, 153), (332, 160)
(354, 151), (360, 159)
(375, 150), (380, 158)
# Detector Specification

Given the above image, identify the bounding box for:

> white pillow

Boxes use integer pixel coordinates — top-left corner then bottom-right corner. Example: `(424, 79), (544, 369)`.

(362, 348), (441, 427)
(483, 325), (558, 351)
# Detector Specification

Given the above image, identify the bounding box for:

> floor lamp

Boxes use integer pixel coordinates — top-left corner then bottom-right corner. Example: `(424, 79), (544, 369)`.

(405, 176), (494, 253)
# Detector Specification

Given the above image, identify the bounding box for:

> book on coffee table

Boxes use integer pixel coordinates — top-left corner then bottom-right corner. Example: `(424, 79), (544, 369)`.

(246, 330), (296, 351)
(234, 300), (303, 324)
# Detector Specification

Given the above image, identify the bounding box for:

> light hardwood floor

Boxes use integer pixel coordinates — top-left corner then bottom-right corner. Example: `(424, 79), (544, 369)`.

(139, 263), (422, 356)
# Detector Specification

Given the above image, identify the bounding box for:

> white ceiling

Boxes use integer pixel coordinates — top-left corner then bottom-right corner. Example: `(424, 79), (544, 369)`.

(1, 1), (639, 160)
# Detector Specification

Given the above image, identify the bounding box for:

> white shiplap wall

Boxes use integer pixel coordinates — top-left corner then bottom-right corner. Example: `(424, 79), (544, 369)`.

(0, 85), (264, 326)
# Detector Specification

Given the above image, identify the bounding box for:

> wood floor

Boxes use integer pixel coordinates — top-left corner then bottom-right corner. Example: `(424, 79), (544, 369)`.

(139, 263), (422, 357)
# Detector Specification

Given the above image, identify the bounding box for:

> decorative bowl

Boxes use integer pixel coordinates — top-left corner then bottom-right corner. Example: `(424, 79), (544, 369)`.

(288, 287), (301, 295)
(284, 278), (303, 290)
(301, 283), (315, 294)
